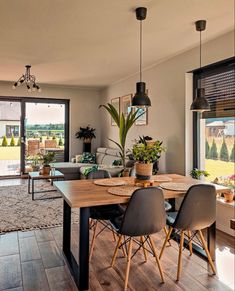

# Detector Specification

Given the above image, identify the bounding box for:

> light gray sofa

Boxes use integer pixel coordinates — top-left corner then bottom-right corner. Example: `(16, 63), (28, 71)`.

(54, 147), (123, 180)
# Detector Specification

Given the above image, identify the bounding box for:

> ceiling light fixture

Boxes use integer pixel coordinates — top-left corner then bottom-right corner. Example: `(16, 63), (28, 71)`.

(190, 20), (210, 112)
(132, 7), (151, 108)
(12, 65), (41, 93)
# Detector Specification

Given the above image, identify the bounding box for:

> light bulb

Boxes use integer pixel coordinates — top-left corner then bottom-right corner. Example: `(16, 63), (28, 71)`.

(32, 87), (36, 92)
(12, 85), (16, 90)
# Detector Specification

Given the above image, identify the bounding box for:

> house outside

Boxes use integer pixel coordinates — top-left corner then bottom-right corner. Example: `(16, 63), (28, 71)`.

(0, 102), (20, 138)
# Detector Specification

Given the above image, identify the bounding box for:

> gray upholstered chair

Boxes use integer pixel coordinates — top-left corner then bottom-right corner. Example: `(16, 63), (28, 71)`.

(110, 187), (166, 290)
(87, 170), (124, 261)
(159, 184), (217, 280)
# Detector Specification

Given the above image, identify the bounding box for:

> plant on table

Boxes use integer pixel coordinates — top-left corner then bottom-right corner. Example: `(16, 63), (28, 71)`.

(190, 168), (209, 180)
(39, 152), (55, 175)
(132, 139), (166, 180)
(99, 103), (143, 168)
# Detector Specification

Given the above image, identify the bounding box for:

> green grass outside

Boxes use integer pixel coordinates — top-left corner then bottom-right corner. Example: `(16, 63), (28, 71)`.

(0, 147), (20, 160)
(205, 159), (234, 182)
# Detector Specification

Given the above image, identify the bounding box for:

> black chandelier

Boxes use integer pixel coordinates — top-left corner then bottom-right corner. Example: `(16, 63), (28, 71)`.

(12, 65), (41, 92)
(132, 7), (151, 108)
(190, 20), (210, 112)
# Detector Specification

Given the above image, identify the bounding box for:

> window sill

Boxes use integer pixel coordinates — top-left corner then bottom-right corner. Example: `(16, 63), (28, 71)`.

(217, 197), (235, 208)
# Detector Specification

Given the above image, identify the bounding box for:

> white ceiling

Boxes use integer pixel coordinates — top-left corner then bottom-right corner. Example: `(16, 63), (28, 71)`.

(0, 0), (234, 88)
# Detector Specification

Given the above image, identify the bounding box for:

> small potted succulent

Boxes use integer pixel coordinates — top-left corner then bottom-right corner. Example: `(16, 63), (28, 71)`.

(132, 139), (165, 180)
(75, 125), (96, 152)
(190, 168), (209, 180)
(40, 152), (55, 175)
(27, 154), (41, 171)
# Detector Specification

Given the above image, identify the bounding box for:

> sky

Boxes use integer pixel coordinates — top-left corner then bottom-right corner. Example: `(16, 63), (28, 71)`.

(26, 103), (65, 125)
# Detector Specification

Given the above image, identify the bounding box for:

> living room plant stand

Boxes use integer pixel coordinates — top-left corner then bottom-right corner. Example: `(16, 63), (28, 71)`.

(28, 170), (64, 200)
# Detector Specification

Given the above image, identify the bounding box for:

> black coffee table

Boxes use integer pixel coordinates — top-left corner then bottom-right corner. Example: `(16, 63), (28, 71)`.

(28, 170), (64, 200)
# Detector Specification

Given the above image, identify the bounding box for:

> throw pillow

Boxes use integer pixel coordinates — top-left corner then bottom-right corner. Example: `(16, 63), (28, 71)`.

(83, 165), (98, 177)
(75, 154), (83, 163)
(81, 152), (96, 164)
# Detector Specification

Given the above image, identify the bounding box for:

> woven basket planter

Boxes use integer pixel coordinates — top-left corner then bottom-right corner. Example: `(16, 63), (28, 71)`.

(41, 165), (51, 175)
(135, 162), (153, 180)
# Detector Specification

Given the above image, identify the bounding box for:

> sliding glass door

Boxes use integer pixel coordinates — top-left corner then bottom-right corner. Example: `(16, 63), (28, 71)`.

(0, 97), (69, 177)
(0, 100), (21, 176)
(24, 101), (67, 172)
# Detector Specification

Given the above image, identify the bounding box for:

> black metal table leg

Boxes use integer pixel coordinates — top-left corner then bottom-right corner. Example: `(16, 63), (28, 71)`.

(32, 179), (34, 200)
(28, 177), (31, 194)
(63, 200), (71, 257)
(207, 222), (216, 261)
(79, 207), (90, 290)
(62, 200), (90, 290)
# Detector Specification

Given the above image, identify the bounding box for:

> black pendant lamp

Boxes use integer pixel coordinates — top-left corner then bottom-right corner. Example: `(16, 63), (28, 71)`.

(190, 20), (210, 112)
(132, 7), (151, 108)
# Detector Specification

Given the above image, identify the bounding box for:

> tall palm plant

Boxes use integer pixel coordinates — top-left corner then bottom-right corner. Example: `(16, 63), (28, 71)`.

(100, 103), (143, 167)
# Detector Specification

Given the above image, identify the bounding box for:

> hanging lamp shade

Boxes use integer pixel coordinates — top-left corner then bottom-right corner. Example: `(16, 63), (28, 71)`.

(190, 88), (210, 112)
(190, 20), (210, 112)
(132, 7), (151, 108)
(132, 82), (151, 107)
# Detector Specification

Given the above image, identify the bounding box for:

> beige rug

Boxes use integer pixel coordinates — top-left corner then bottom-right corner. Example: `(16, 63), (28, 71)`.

(0, 182), (79, 233)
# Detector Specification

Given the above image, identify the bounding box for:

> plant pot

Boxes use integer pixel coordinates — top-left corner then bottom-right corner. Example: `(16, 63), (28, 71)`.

(32, 165), (40, 172)
(122, 168), (130, 177)
(223, 192), (234, 203)
(83, 142), (91, 153)
(135, 162), (153, 180)
(146, 140), (155, 147)
(41, 165), (51, 175)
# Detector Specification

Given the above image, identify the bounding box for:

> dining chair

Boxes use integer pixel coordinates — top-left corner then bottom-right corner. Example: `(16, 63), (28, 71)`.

(87, 170), (125, 261)
(110, 187), (166, 290)
(159, 184), (217, 280)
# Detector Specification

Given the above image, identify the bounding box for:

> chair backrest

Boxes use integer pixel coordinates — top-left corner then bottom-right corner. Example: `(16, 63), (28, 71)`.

(45, 139), (57, 149)
(27, 139), (40, 156)
(87, 169), (111, 179)
(120, 187), (166, 236)
(174, 184), (216, 231)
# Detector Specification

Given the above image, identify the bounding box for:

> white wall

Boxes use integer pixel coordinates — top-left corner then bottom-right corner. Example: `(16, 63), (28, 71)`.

(100, 31), (234, 174)
(0, 82), (102, 158)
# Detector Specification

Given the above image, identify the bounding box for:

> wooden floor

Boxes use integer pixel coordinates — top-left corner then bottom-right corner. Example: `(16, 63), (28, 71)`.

(0, 179), (234, 291)
(0, 225), (234, 291)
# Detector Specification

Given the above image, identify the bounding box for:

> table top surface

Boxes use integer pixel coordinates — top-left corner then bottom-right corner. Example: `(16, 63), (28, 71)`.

(54, 174), (229, 208)
(29, 170), (64, 179)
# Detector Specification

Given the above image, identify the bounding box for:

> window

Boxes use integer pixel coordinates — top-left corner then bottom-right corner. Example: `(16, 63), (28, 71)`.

(193, 57), (235, 188)
(6, 125), (19, 137)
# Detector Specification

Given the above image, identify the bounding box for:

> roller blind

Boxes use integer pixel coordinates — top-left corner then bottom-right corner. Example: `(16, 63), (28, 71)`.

(194, 60), (235, 118)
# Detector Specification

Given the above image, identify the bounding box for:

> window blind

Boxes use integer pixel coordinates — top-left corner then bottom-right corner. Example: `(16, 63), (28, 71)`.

(194, 60), (235, 118)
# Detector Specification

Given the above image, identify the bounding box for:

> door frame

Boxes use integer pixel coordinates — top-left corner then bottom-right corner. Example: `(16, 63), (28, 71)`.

(0, 96), (70, 177)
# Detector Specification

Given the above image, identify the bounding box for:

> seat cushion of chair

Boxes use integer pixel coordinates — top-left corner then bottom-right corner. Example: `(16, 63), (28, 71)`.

(164, 201), (172, 211)
(166, 211), (178, 226)
(90, 204), (125, 220)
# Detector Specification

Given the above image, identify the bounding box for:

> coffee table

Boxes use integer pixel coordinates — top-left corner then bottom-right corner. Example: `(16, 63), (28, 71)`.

(28, 170), (64, 200)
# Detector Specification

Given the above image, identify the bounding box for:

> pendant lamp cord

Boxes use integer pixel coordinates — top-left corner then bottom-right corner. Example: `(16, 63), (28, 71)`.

(140, 20), (142, 82)
(199, 30), (202, 88)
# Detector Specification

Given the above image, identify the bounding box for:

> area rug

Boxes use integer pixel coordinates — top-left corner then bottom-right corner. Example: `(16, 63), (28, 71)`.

(0, 181), (79, 233)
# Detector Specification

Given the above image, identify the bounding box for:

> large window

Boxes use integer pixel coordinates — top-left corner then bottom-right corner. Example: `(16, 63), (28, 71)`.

(193, 57), (235, 188)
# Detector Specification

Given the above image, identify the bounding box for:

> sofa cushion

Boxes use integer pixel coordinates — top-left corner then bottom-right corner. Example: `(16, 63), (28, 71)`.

(96, 152), (105, 164)
(96, 147), (107, 154)
(105, 148), (120, 157)
(80, 152), (96, 164)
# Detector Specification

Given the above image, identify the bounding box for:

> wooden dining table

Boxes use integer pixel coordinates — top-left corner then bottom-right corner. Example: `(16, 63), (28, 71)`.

(54, 174), (228, 291)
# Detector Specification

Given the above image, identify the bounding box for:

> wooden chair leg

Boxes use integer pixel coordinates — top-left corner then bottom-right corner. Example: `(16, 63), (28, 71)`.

(120, 236), (127, 258)
(159, 226), (173, 259)
(124, 238), (133, 291)
(198, 230), (216, 274)
(163, 226), (171, 246)
(89, 220), (98, 261)
(188, 230), (193, 256)
(140, 236), (148, 262)
(111, 228), (116, 242)
(111, 235), (123, 267)
(177, 230), (184, 281)
(148, 235), (165, 283)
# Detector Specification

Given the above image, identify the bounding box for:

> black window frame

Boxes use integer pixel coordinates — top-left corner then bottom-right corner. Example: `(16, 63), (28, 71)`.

(192, 57), (235, 168)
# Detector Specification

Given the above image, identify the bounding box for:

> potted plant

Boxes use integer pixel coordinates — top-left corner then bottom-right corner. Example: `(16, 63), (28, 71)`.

(40, 152), (55, 175)
(99, 103), (144, 169)
(75, 125), (96, 152)
(132, 140), (165, 180)
(190, 168), (209, 180)
(27, 154), (41, 171)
